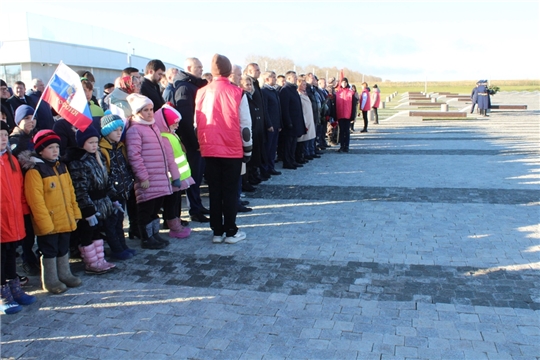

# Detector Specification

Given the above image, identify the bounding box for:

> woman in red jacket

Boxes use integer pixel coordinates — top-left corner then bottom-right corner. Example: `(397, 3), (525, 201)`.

(1, 121), (36, 315)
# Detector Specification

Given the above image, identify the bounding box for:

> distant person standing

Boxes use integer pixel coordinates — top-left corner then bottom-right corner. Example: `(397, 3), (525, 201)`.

(476, 80), (490, 117)
(334, 78), (355, 152)
(470, 82), (479, 114)
(359, 82), (371, 132)
(371, 84), (381, 124)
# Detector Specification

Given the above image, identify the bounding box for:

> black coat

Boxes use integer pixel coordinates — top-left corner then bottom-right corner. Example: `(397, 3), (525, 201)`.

(140, 78), (165, 112)
(246, 91), (265, 167)
(1, 99), (15, 132)
(6, 95), (36, 114)
(279, 83), (305, 137)
(261, 85), (282, 130)
(26, 89), (55, 130)
(171, 71), (208, 151)
(64, 147), (114, 220)
(9, 126), (37, 158)
(53, 119), (77, 156)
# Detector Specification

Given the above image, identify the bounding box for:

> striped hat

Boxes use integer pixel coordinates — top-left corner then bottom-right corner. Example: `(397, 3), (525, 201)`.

(100, 114), (124, 136)
(33, 130), (61, 154)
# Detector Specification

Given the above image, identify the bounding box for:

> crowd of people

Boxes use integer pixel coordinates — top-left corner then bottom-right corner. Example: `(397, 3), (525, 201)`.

(1, 55), (381, 314)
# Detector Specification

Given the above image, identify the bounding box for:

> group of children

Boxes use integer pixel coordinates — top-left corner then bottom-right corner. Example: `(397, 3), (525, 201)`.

(1, 91), (193, 315)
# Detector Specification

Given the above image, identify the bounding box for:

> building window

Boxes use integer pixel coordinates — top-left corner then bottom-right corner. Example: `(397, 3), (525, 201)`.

(0, 65), (22, 87)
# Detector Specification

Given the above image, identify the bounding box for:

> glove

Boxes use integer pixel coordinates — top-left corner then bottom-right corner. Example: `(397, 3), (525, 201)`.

(171, 179), (181, 188)
(242, 155), (251, 163)
(112, 201), (124, 214)
(85, 215), (98, 227)
(140, 180), (150, 189)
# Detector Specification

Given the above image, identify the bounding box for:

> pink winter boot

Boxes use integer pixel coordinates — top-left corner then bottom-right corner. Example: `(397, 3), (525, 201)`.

(94, 240), (116, 270)
(79, 242), (109, 275)
(166, 218), (191, 239)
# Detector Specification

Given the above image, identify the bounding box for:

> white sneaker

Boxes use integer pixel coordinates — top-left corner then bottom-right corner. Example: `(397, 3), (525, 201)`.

(212, 235), (225, 243)
(224, 231), (246, 244)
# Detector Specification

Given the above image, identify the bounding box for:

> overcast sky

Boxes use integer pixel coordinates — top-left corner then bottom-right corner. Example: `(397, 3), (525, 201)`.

(3, 1), (539, 81)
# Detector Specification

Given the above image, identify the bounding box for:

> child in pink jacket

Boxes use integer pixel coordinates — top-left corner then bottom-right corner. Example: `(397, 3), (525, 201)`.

(125, 94), (178, 250)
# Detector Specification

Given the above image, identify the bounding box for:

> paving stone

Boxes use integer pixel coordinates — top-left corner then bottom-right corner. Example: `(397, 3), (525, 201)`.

(2, 93), (539, 359)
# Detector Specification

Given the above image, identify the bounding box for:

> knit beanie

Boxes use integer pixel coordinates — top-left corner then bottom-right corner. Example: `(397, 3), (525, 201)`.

(211, 54), (232, 78)
(76, 126), (100, 148)
(0, 79), (6, 87)
(100, 114), (124, 136)
(33, 129), (61, 154)
(15, 105), (35, 126)
(162, 104), (181, 126)
(127, 93), (153, 114)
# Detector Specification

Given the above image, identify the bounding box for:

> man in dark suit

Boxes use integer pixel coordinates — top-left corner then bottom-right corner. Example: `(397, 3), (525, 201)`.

(278, 71), (306, 170)
(260, 70), (282, 176)
(7, 81), (36, 114)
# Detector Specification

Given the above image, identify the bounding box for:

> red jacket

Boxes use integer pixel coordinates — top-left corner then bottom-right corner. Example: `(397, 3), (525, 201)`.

(1, 152), (29, 242)
(371, 89), (380, 109)
(195, 77), (244, 158)
(360, 88), (372, 111)
(335, 87), (354, 120)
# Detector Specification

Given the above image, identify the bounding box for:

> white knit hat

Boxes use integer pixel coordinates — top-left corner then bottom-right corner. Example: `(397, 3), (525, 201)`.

(127, 93), (153, 114)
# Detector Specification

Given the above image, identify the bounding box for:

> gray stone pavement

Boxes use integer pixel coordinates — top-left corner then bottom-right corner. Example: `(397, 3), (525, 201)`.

(1, 91), (539, 359)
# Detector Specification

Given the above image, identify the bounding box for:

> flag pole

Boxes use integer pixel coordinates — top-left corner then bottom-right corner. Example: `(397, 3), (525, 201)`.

(31, 61), (62, 121)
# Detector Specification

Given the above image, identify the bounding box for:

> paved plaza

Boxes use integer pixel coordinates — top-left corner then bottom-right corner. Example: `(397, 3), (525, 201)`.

(1, 91), (539, 359)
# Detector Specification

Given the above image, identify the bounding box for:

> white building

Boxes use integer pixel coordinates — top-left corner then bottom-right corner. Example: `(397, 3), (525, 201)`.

(0, 12), (184, 94)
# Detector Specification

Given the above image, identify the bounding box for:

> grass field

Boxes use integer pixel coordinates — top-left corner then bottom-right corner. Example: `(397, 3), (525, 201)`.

(373, 79), (539, 99)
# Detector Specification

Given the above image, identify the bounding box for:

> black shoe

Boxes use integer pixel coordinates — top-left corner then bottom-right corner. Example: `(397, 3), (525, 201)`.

(283, 164), (297, 170)
(128, 229), (141, 239)
(200, 207), (210, 215)
(142, 237), (167, 250)
(312, 154), (321, 159)
(304, 155), (314, 160)
(242, 183), (257, 192)
(249, 177), (261, 185)
(315, 150), (324, 155)
(293, 163), (304, 167)
(180, 219), (189, 227)
(260, 173), (271, 181)
(241, 200), (250, 206)
(152, 232), (170, 246)
(360, 129), (367, 133)
(190, 213), (210, 222)
(237, 205), (252, 213)
(18, 275), (29, 286)
(269, 170), (282, 175)
(22, 262), (40, 276)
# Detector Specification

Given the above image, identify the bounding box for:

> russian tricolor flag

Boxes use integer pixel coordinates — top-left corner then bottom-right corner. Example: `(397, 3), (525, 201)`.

(41, 61), (93, 131)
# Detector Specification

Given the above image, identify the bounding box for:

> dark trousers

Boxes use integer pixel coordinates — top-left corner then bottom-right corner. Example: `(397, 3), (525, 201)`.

(138, 197), (164, 227)
(75, 217), (103, 247)
(126, 188), (138, 232)
(103, 200), (127, 253)
(185, 148), (205, 215)
(205, 157), (242, 237)
(37, 232), (70, 259)
(262, 129), (279, 173)
(372, 107), (379, 123)
(21, 214), (38, 265)
(338, 119), (351, 150)
(1, 244), (18, 284)
(362, 111), (369, 130)
(283, 134), (297, 167)
(163, 191), (181, 221)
